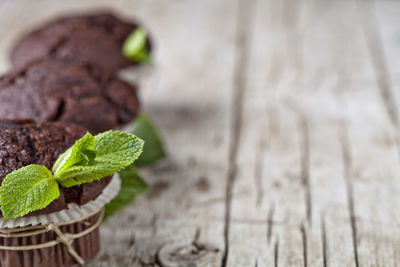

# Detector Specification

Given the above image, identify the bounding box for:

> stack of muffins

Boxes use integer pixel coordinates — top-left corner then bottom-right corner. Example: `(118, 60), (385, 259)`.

(0, 11), (161, 266)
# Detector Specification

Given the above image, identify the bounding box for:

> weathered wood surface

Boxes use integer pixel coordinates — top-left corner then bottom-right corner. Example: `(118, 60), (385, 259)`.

(1, 0), (400, 266)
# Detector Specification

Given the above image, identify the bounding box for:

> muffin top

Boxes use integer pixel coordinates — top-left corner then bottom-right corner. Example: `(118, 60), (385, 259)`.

(0, 120), (112, 216)
(0, 120), (85, 178)
(10, 12), (151, 74)
(0, 58), (140, 133)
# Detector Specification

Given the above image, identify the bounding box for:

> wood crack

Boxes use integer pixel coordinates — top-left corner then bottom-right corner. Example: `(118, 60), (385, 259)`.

(220, 0), (255, 266)
(151, 214), (159, 236)
(274, 237), (280, 267)
(301, 223), (308, 267)
(340, 126), (360, 267)
(321, 214), (328, 267)
(299, 115), (312, 225)
(267, 203), (275, 245)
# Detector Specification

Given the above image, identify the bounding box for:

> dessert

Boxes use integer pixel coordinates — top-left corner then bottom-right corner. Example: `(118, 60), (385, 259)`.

(0, 120), (144, 266)
(0, 58), (140, 134)
(10, 12), (152, 74)
(0, 120), (111, 215)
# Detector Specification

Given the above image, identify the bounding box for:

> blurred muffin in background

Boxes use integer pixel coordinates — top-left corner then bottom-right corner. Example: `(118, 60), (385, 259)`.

(11, 12), (152, 74)
(0, 58), (140, 133)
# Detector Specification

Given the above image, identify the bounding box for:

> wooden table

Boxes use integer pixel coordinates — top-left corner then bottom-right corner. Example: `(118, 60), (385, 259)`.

(1, 0), (400, 266)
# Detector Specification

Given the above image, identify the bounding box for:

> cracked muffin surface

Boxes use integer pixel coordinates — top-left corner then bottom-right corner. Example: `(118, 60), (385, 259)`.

(0, 120), (112, 217)
(10, 12), (151, 74)
(0, 58), (140, 133)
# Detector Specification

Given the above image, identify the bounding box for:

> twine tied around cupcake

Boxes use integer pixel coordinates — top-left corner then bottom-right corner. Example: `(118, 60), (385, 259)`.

(0, 208), (104, 265)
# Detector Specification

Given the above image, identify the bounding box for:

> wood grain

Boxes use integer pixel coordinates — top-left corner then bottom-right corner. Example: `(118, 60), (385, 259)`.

(0, 0), (399, 266)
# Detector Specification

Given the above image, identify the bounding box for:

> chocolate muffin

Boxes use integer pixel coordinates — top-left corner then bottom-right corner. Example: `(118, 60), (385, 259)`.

(10, 12), (151, 73)
(0, 58), (140, 133)
(0, 120), (112, 217)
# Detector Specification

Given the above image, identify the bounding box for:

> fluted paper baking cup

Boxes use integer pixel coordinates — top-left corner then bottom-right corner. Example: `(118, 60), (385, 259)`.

(0, 174), (121, 229)
(0, 210), (103, 267)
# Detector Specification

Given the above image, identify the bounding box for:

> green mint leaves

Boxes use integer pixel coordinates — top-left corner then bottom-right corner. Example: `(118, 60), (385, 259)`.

(52, 133), (96, 179)
(54, 131), (144, 187)
(132, 114), (166, 167)
(122, 27), (150, 63)
(104, 165), (148, 220)
(0, 130), (144, 219)
(103, 114), (165, 219)
(0, 165), (59, 219)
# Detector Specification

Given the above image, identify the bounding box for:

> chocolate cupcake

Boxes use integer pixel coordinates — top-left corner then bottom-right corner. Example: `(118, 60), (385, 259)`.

(0, 120), (111, 216)
(10, 12), (151, 74)
(0, 120), (144, 266)
(0, 58), (140, 134)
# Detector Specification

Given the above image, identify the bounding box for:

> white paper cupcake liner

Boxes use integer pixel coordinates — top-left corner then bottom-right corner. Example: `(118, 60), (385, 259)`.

(0, 174), (121, 229)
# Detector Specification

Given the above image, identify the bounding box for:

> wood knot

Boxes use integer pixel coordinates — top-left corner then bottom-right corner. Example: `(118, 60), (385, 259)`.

(157, 241), (219, 267)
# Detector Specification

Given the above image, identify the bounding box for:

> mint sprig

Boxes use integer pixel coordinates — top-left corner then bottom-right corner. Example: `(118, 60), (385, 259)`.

(104, 165), (148, 220)
(131, 114), (166, 167)
(0, 130), (144, 219)
(54, 131), (144, 187)
(122, 27), (150, 63)
(102, 114), (164, 218)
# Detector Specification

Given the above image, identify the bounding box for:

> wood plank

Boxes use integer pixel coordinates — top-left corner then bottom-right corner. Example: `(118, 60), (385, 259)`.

(227, 0), (400, 266)
(100, 0), (238, 266)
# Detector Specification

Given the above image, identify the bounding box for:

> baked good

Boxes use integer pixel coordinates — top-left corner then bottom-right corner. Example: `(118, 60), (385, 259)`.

(0, 120), (144, 266)
(0, 120), (111, 216)
(0, 58), (140, 133)
(10, 12), (151, 74)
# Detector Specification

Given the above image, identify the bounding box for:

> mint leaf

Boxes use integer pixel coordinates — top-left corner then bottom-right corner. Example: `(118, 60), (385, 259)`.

(0, 165), (59, 219)
(55, 130), (144, 187)
(122, 27), (150, 63)
(132, 114), (166, 167)
(104, 165), (148, 220)
(52, 133), (96, 175)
